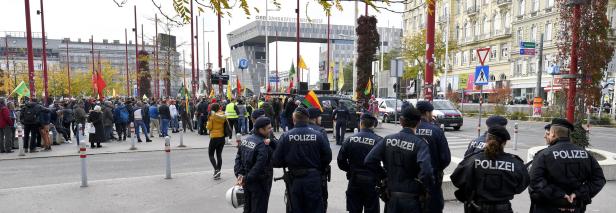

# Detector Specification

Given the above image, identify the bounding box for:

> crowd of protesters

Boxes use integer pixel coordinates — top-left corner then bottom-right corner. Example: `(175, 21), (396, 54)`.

(0, 94), (302, 154)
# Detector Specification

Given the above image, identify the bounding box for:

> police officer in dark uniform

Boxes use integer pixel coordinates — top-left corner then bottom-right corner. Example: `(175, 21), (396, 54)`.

(333, 103), (351, 145)
(364, 107), (433, 213)
(273, 107), (332, 213)
(464, 115), (508, 158)
(234, 117), (275, 213)
(529, 118), (606, 213)
(451, 126), (529, 213)
(414, 101), (451, 213)
(337, 113), (382, 213)
(307, 107), (331, 212)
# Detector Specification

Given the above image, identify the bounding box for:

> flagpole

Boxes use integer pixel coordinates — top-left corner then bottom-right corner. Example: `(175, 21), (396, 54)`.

(91, 35), (95, 96)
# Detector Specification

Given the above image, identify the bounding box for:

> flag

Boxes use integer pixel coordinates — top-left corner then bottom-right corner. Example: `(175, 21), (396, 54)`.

(112, 89), (116, 97)
(209, 88), (215, 98)
(226, 82), (233, 100)
(289, 62), (296, 77)
(11, 81), (30, 97)
(338, 61), (344, 91)
(298, 55), (308, 70)
(286, 78), (294, 93)
(302, 90), (323, 112)
(179, 82), (190, 99)
(96, 72), (107, 99)
(364, 78), (372, 95)
(327, 64), (334, 90)
(236, 78), (242, 96)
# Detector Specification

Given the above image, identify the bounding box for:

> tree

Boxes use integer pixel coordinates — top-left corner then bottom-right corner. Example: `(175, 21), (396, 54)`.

(381, 49), (400, 72)
(138, 50), (153, 98)
(355, 15), (380, 109)
(401, 29), (458, 81)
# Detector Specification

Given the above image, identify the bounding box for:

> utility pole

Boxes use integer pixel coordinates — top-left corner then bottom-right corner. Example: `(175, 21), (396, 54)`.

(190, 0), (196, 97)
(125, 28), (130, 96)
(296, 0), (301, 90)
(567, 4), (582, 123)
(90, 35), (95, 95)
(134, 5), (139, 97)
(352, 0), (358, 96)
(535, 33), (544, 101)
(38, 0), (48, 105)
(196, 17), (200, 96)
(24, 0), (36, 98)
(66, 39), (71, 97)
(327, 14), (331, 92)
(265, 1), (270, 96)
(444, 3), (450, 99)
(425, 0), (436, 101)
(155, 13), (159, 99)
(217, 2), (223, 96)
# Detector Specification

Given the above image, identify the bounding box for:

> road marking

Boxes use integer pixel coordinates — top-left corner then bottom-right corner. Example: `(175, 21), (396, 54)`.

(446, 135), (472, 149)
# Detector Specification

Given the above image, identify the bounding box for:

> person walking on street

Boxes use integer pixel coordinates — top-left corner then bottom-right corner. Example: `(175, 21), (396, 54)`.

(451, 126), (529, 213)
(170, 100), (179, 133)
(88, 105), (105, 148)
(149, 102), (160, 137)
(113, 103), (129, 141)
(38, 104), (52, 151)
(7, 102), (17, 150)
(180, 100), (193, 132)
(225, 99), (240, 136)
(133, 102), (152, 143)
(0, 98), (14, 153)
(207, 103), (227, 180)
(197, 98), (209, 135)
(528, 119), (606, 212)
(102, 102), (115, 142)
(20, 98), (44, 153)
(159, 101), (171, 137)
(337, 113), (382, 213)
(364, 107), (433, 213)
(74, 103), (87, 142)
(236, 99), (248, 135)
(333, 103), (351, 145)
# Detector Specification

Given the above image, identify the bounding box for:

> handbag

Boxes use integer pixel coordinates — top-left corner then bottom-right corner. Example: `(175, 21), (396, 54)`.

(86, 122), (96, 134)
(223, 119), (232, 138)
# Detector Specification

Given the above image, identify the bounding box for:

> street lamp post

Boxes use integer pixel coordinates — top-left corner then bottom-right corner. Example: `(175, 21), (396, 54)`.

(37, 0), (48, 105)
(24, 0), (36, 98)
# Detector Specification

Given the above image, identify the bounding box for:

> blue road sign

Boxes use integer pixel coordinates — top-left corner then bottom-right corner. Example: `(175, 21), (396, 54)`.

(520, 48), (536, 55)
(269, 76), (280, 83)
(547, 65), (560, 75)
(474, 66), (489, 86)
(238, 59), (248, 69)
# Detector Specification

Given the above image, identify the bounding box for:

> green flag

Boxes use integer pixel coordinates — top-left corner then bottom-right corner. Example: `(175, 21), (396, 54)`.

(11, 81), (30, 97)
(289, 62), (296, 77)
(179, 83), (190, 99)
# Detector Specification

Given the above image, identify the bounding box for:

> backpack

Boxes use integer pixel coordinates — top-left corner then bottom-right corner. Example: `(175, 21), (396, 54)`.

(119, 107), (129, 123)
(22, 105), (39, 125)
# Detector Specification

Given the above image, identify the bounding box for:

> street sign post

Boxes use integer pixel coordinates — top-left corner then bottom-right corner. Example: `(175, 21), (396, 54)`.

(238, 58), (248, 70)
(475, 47), (491, 137)
(520, 49), (536, 55)
(520, 41), (536, 56)
(474, 66), (490, 86)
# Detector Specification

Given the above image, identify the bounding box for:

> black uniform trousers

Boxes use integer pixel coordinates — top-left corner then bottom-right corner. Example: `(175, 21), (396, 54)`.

(346, 178), (379, 213)
(426, 171), (445, 213)
(244, 176), (273, 213)
(290, 171), (324, 213)
(386, 193), (422, 213)
(335, 121), (347, 145)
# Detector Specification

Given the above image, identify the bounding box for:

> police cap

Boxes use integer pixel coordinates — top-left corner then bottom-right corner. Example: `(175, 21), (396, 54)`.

(415, 101), (434, 113)
(251, 109), (266, 119)
(545, 118), (574, 131)
(308, 107), (322, 119)
(294, 107), (310, 117)
(254, 117), (271, 129)
(486, 115), (508, 128)
(488, 125), (511, 141)
(360, 112), (377, 121)
(401, 106), (421, 122)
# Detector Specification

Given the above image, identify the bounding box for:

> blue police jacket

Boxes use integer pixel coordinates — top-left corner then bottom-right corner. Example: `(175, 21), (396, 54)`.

(337, 128), (383, 175)
(234, 133), (274, 182)
(272, 122), (332, 171)
(308, 123), (329, 143)
(464, 133), (487, 158)
(333, 105), (351, 122)
(415, 119), (451, 171)
(364, 128), (434, 193)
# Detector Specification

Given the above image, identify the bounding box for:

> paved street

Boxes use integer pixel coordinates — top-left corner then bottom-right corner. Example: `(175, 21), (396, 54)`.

(0, 117), (614, 212)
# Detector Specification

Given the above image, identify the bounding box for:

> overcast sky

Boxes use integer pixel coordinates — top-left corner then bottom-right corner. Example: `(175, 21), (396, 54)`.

(1, 0), (404, 84)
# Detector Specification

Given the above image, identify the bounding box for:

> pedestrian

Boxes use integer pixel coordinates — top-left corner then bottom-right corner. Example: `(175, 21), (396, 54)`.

(333, 102), (351, 145)
(88, 105), (104, 148)
(306, 107), (331, 211)
(48, 103), (59, 145)
(413, 101), (451, 213)
(283, 97), (297, 130)
(7, 101), (17, 150)
(102, 102), (115, 142)
(272, 107), (332, 213)
(113, 103), (129, 141)
(225, 98), (240, 136)
(159, 100), (171, 137)
(234, 117), (275, 213)
(337, 112), (382, 213)
(236, 99), (248, 135)
(126, 101), (134, 138)
(451, 125), (529, 213)
(20, 98), (44, 153)
(141, 101), (151, 136)
(170, 100), (179, 133)
(0, 98), (14, 153)
(74, 103), (87, 141)
(528, 118), (606, 212)
(207, 103), (227, 180)
(197, 98), (209, 135)
(272, 98), (281, 132)
(180, 100), (193, 132)
(133, 102), (152, 143)
(149, 102), (160, 138)
(464, 115), (508, 158)
(364, 106), (433, 213)
(38, 104), (52, 151)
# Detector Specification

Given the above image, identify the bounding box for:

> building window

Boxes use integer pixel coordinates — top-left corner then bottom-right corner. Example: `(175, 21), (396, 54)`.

(501, 44), (509, 59)
(483, 17), (490, 36)
(517, 27), (523, 43)
(464, 22), (470, 40)
(531, 25), (537, 41)
(529, 61), (536, 75)
(532, 0), (539, 12)
(474, 21), (480, 37)
(505, 12), (511, 28)
(545, 22), (553, 41)
(547, 0), (554, 8)
(490, 46), (497, 60)
(519, 0), (526, 16)
(470, 49), (476, 62)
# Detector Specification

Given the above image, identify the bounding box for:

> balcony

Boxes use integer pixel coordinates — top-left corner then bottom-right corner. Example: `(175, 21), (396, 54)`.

(466, 6), (479, 16)
(497, 0), (512, 6)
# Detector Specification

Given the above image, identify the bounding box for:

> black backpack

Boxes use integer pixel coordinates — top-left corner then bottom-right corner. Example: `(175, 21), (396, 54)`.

(22, 105), (39, 125)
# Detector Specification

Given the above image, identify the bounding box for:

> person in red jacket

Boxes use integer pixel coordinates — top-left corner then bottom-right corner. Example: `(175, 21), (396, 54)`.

(0, 98), (14, 153)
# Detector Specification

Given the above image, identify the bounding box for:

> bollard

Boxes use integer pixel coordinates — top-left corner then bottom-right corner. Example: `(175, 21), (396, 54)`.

(16, 124), (25, 156)
(129, 134), (137, 150)
(165, 136), (172, 179)
(587, 107), (591, 135)
(178, 131), (186, 148)
(80, 142), (88, 187)
(513, 123), (519, 151)
(440, 124), (445, 131)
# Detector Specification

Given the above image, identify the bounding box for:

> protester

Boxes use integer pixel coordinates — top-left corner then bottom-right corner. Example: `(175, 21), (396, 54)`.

(0, 98), (14, 153)
(207, 103), (226, 180)
(88, 105), (104, 148)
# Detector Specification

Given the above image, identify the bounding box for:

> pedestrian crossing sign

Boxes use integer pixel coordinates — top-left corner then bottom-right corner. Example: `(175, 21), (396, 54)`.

(474, 66), (489, 86)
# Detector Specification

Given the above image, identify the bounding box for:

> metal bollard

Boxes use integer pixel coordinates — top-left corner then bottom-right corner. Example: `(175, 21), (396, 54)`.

(16, 124), (25, 156)
(586, 107), (591, 135)
(165, 136), (172, 179)
(513, 123), (519, 150)
(129, 134), (137, 150)
(80, 142), (88, 187)
(178, 131), (186, 148)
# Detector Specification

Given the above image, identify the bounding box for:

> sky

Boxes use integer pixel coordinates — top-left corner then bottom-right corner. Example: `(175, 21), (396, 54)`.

(1, 0), (404, 85)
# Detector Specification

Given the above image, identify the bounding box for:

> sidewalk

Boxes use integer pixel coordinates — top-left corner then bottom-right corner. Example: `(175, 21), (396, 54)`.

(0, 131), (216, 161)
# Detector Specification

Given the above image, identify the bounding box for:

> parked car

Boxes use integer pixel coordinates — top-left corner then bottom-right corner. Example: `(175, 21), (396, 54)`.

(511, 96), (528, 105)
(295, 94), (359, 131)
(377, 98), (403, 123)
(406, 99), (463, 131)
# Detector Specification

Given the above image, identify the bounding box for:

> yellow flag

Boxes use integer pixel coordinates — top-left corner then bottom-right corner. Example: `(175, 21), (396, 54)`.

(298, 55), (308, 70)
(328, 65), (334, 90)
(338, 61), (344, 91)
(226, 83), (233, 100)
(209, 89), (215, 98)
(112, 89), (116, 97)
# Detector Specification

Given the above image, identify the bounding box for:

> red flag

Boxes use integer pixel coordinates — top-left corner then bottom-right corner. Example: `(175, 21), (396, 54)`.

(236, 78), (242, 96)
(286, 78), (294, 93)
(92, 71), (98, 92)
(96, 72), (107, 99)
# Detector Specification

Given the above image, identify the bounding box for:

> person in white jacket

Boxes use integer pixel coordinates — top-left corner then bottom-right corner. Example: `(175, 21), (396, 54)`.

(169, 100), (179, 133)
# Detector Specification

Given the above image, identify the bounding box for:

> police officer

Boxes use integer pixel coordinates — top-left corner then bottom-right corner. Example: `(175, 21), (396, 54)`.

(273, 107), (332, 213)
(234, 117), (275, 213)
(333, 103), (351, 145)
(529, 118), (606, 213)
(451, 126), (529, 213)
(307, 107), (331, 212)
(364, 107), (433, 213)
(337, 113), (382, 213)
(414, 101), (451, 213)
(464, 115), (508, 158)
